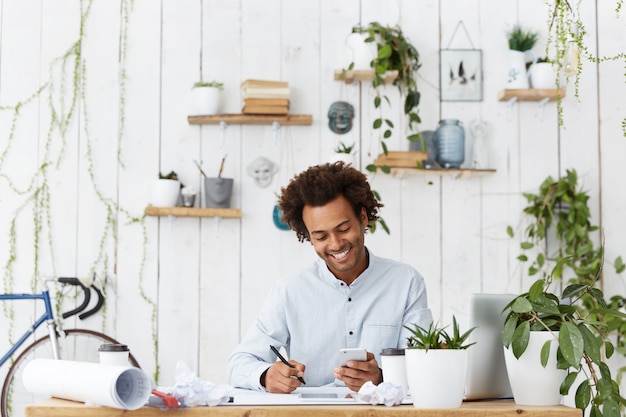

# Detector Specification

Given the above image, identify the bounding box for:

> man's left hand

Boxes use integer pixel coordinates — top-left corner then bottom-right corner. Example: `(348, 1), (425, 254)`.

(333, 351), (382, 392)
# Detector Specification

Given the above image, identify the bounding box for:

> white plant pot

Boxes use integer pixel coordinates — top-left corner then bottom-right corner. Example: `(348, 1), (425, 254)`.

(149, 179), (180, 207)
(345, 33), (375, 70)
(503, 331), (566, 406)
(529, 62), (557, 89)
(506, 49), (535, 89)
(405, 349), (468, 409)
(189, 86), (221, 116)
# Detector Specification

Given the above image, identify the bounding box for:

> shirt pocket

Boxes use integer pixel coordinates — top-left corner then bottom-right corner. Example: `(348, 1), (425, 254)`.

(362, 321), (402, 351)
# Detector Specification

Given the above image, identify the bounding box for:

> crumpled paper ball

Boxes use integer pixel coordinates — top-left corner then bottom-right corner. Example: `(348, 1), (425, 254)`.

(358, 381), (404, 406)
(168, 361), (233, 407)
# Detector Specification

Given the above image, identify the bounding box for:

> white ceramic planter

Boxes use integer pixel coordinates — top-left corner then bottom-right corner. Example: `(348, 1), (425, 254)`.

(506, 49), (535, 89)
(405, 349), (468, 409)
(345, 33), (375, 70)
(149, 179), (180, 207)
(529, 62), (557, 89)
(189, 86), (221, 116)
(503, 331), (566, 406)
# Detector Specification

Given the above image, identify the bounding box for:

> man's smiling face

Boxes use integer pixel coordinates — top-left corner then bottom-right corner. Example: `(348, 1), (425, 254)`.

(302, 195), (368, 285)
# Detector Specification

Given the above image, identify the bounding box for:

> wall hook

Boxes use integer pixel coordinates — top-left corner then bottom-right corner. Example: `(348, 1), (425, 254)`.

(272, 121), (282, 143)
(219, 121), (228, 146)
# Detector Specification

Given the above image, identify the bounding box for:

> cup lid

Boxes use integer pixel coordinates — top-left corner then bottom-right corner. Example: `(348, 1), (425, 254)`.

(99, 343), (129, 352)
(380, 348), (405, 356)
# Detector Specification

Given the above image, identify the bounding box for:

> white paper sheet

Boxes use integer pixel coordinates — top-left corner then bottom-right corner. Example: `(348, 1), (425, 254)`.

(23, 358), (151, 410)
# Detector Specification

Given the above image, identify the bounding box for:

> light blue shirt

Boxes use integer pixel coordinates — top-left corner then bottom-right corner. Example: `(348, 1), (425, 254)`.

(227, 249), (433, 390)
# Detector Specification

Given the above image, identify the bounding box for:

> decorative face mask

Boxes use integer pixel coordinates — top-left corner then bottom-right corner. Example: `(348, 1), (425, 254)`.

(327, 101), (355, 134)
(246, 156), (279, 188)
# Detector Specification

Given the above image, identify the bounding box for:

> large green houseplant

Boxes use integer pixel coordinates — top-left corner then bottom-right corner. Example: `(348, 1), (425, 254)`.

(505, 169), (626, 415)
(404, 317), (475, 408)
(342, 22), (422, 174)
(502, 276), (626, 416)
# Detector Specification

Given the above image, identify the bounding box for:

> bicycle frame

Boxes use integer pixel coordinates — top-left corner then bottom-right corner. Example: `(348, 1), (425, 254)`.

(0, 290), (60, 367)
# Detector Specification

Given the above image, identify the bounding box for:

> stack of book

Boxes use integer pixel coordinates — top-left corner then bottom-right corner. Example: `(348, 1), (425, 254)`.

(241, 79), (290, 115)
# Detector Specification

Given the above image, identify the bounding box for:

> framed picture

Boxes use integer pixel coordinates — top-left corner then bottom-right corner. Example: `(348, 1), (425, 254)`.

(440, 49), (483, 102)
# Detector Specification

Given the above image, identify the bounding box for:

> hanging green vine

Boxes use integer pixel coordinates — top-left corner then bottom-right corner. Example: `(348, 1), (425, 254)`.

(0, 0), (159, 382)
(546, 0), (626, 136)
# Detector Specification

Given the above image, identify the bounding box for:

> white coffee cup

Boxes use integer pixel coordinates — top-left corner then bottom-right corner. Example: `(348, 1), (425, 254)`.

(380, 348), (408, 395)
(99, 343), (130, 366)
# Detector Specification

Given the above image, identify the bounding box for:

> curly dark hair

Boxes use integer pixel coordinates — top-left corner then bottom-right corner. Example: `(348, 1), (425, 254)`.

(278, 161), (383, 242)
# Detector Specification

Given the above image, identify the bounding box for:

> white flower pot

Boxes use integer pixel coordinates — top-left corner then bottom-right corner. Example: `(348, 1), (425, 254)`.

(345, 33), (375, 70)
(405, 349), (468, 408)
(503, 331), (566, 406)
(506, 49), (535, 89)
(189, 86), (221, 116)
(149, 179), (180, 207)
(529, 62), (557, 89)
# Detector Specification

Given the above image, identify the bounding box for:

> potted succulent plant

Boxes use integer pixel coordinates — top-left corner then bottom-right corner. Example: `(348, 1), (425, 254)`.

(529, 57), (558, 89)
(149, 171), (182, 207)
(189, 80), (224, 116)
(404, 317), (475, 408)
(329, 141), (356, 166)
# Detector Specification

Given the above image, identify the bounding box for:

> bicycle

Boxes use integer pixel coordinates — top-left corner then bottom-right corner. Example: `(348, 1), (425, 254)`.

(0, 276), (140, 417)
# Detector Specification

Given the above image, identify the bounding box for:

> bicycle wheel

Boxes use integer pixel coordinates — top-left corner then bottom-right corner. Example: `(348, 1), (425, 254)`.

(1, 329), (140, 417)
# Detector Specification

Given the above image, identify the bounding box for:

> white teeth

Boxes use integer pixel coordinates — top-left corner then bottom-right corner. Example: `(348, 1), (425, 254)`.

(332, 249), (349, 260)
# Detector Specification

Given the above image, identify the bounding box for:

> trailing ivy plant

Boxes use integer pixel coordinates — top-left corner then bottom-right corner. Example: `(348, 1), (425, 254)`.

(341, 22), (422, 173)
(0, 0), (159, 383)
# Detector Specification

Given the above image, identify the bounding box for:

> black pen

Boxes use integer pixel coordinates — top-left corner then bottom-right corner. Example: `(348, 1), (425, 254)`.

(269, 344), (306, 385)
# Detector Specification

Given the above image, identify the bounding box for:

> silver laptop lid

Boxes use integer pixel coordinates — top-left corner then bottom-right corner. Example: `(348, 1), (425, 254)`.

(464, 293), (515, 400)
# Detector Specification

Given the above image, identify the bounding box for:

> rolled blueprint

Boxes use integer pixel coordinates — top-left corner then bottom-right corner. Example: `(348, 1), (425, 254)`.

(23, 359), (151, 410)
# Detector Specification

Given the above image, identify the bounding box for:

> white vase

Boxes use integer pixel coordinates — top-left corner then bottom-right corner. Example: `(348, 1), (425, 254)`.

(405, 349), (468, 408)
(529, 62), (557, 89)
(503, 331), (566, 406)
(345, 33), (375, 70)
(189, 86), (220, 116)
(506, 49), (536, 89)
(149, 179), (180, 207)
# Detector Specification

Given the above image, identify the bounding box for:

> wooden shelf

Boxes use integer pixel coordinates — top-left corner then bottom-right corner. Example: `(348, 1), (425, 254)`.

(334, 69), (398, 84)
(389, 167), (496, 179)
(187, 114), (312, 126)
(145, 206), (242, 218)
(497, 89), (566, 102)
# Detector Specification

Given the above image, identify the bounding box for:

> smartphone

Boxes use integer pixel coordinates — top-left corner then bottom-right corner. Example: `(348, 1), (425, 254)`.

(339, 348), (367, 366)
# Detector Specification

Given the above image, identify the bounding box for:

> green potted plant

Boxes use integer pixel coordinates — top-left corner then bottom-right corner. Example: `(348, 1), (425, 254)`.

(149, 171), (181, 207)
(502, 275), (626, 415)
(505, 25), (539, 89)
(190, 80), (224, 116)
(529, 56), (558, 89)
(404, 317), (475, 408)
(507, 25), (539, 52)
(505, 169), (626, 414)
(341, 22), (422, 173)
(328, 141), (355, 162)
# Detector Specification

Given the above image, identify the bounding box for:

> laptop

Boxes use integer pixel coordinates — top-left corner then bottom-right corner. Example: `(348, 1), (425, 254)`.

(464, 293), (515, 400)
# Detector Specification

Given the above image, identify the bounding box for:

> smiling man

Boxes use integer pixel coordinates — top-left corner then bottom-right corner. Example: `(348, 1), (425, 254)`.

(227, 162), (433, 393)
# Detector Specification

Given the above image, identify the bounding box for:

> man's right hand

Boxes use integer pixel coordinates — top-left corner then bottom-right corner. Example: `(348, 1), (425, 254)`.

(261, 360), (306, 393)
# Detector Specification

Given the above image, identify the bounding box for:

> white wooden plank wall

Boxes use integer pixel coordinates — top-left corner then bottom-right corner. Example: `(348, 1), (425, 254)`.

(0, 0), (624, 387)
